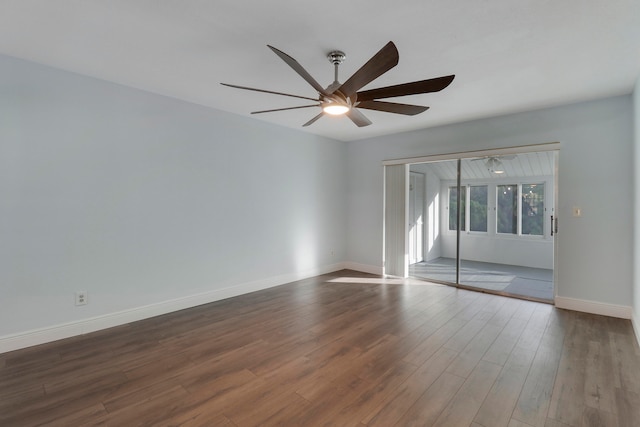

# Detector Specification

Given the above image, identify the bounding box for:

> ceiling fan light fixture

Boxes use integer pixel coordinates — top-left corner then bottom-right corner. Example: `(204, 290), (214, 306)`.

(322, 103), (350, 115)
(486, 158), (505, 174)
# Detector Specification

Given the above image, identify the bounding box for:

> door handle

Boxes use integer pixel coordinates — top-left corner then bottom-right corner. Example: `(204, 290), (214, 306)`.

(551, 215), (558, 236)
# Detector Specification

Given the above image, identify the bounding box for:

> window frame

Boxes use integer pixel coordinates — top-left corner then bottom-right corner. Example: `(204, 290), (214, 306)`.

(448, 184), (489, 234)
(447, 180), (548, 239)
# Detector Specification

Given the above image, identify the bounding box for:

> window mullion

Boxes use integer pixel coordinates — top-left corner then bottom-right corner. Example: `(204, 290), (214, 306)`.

(517, 184), (522, 236)
(465, 185), (470, 233)
(494, 185), (498, 235)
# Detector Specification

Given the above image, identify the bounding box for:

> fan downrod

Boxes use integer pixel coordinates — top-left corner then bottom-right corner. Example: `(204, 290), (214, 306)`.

(327, 50), (346, 90)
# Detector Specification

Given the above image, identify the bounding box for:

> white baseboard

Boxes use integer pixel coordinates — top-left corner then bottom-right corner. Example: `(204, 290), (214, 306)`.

(555, 296), (632, 319)
(6, 267), (634, 354)
(0, 263), (347, 354)
(342, 262), (383, 276)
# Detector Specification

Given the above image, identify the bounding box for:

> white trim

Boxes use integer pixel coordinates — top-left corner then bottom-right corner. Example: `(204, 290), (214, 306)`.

(632, 313), (640, 349)
(343, 262), (384, 276)
(0, 263), (347, 354)
(555, 296), (632, 319)
(382, 142), (561, 166)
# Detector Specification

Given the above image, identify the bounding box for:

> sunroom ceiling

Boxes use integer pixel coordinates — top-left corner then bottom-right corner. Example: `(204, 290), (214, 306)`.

(413, 151), (555, 181)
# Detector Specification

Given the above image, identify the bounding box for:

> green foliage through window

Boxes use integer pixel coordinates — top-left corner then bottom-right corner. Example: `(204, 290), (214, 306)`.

(497, 185), (518, 234)
(522, 184), (544, 235)
(469, 186), (488, 232)
(449, 186), (465, 231)
(451, 183), (545, 236)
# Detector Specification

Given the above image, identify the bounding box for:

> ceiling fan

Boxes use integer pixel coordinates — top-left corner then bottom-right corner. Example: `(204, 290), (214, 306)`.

(471, 155), (517, 174)
(221, 41), (455, 127)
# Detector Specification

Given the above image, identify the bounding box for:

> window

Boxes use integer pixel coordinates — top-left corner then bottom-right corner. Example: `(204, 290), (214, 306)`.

(469, 185), (488, 232)
(452, 182), (546, 237)
(450, 185), (487, 232)
(497, 185), (518, 234)
(522, 183), (544, 235)
(449, 186), (465, 231)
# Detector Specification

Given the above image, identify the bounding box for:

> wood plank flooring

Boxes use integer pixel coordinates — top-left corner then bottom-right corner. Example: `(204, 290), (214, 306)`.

(2, 270), (639, 426)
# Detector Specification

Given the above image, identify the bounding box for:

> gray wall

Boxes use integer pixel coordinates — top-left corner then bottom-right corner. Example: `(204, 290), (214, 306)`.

(347, 95), (634, 307)
(0, 55), (347, 337)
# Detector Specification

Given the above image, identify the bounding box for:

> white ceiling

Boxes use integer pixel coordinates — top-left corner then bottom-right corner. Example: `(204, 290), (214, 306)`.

(1, 1), (639, 142)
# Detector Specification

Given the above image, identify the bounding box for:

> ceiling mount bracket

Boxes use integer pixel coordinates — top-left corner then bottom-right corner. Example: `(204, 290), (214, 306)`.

(327, 51), (346, 65)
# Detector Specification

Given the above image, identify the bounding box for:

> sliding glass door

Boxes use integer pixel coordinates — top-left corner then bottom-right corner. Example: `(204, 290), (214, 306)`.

(407, 151), (556, 302)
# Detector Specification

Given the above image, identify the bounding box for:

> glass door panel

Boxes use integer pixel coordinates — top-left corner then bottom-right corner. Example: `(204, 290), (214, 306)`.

(458, 153), (555, 302)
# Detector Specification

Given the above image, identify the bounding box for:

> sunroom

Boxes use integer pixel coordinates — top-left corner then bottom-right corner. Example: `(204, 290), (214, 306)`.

(400, 149), (556, 302)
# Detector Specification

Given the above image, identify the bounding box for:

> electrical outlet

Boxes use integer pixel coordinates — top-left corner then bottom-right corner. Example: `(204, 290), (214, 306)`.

(75, 291), (87, 306)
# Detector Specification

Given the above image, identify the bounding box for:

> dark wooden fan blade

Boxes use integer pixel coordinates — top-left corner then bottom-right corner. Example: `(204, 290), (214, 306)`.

(251, 105), (319, 114)
(356, 75), (455, 101)
(221, 83), (320, 102)
(356, 100), (429, 116)
(337, 41), (399, 97)
(302, 112), (324, 127)
(346, 109), (372, 127)
(267, 45), (330, 96)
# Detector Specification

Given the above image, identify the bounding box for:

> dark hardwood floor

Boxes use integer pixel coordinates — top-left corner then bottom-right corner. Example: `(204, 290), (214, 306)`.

(2, 270), (639, 426)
